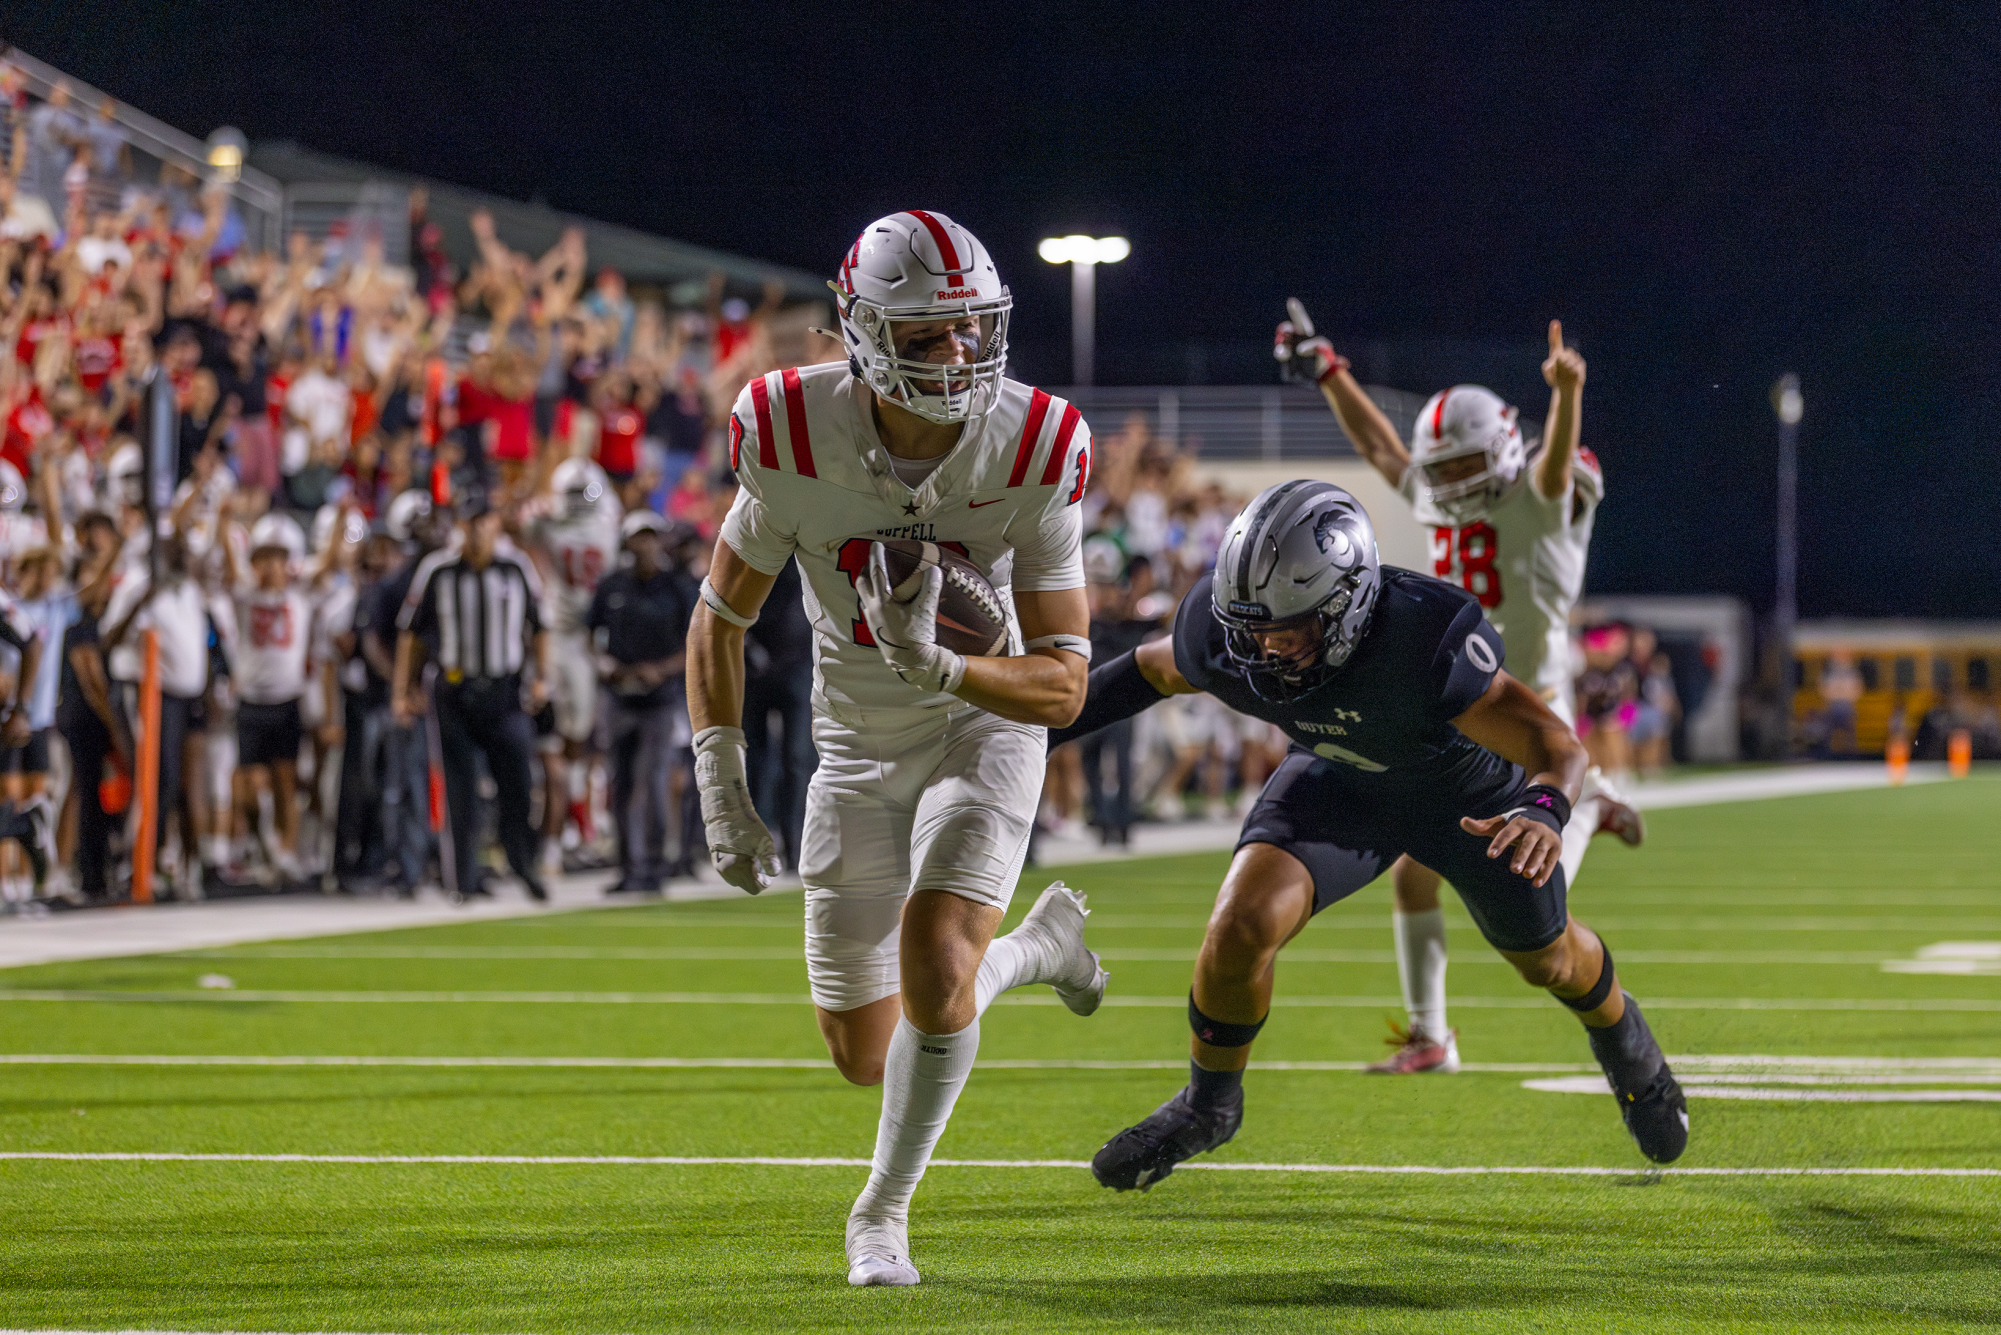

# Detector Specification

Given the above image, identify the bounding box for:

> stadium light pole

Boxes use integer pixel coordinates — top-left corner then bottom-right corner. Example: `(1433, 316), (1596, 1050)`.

(1039, 234), (1129, 386)
(1771, 373), (1803, 708)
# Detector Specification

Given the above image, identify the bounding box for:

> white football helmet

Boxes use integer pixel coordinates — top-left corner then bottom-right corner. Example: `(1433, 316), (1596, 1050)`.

(249, 512), (307, 561)
(312, 502), (368, 552)
(833, 211), (1010, 424)
(106, 442), (145, 509)
(1406, 385), (1526, 525)
(0, 460), (24, 513)
(552, 456), (614, 523)
(384, 488), (432, 544)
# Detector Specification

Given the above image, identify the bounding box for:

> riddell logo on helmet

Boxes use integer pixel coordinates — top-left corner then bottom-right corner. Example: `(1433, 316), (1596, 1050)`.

(935, 287), (978, 300)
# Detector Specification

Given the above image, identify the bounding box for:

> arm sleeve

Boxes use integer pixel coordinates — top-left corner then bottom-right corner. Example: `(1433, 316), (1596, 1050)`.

(1046, 649), (1168, 750)
(1434, 599), (1506, 720)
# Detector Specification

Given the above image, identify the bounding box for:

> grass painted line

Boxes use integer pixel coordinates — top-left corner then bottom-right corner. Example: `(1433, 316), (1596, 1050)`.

(1527, 1075), (2001, 1103)
(492, 915), (2001, 933)
(171, 945), (1906, 967)
(0, 1053), (1595, 1074)
(5, 990), (2001, 1013)
(0, 1151), (1996, 1178)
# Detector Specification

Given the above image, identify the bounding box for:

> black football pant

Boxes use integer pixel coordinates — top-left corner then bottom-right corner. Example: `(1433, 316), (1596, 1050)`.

(744, 667), (815, 870)
(435, 682), (539, 895)
(59, 713), (114, 899)
(608, 695), (674, 884)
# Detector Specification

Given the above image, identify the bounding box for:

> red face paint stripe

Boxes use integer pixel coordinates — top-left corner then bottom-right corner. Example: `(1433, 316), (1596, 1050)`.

(749, 374), (778, 470)
(1008, 389), (1052, 487)
(1042, 403), (1084, 485)
(1430, 388), (1450, 441)
(780, 366), (815, 478)
(905, 210), (964, 284)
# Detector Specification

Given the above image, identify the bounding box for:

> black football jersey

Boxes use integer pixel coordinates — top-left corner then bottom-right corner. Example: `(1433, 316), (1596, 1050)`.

(1175, 567), (1513, 790)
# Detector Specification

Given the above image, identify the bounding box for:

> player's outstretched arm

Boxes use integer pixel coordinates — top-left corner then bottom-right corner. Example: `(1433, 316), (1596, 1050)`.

(1533, 319), (1584, 500)
(1046, 635), (1201, 749)
(688, 540), (783, 894)
(952, 586), (1091, 728)
(1450, 671), (1588, 886)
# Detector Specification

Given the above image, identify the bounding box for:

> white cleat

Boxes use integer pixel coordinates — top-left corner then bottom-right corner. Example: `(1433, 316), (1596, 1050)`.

(1018, 881), (1109, 1016)
(846, 1213), (920, 1287)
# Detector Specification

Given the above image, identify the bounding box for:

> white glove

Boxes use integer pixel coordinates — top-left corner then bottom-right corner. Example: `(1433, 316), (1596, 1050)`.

(855, 541), (966, 695)
(693, 725), (780, 894)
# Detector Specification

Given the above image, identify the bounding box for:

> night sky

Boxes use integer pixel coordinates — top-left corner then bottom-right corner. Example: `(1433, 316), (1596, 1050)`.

(13, 2), (1998, 619)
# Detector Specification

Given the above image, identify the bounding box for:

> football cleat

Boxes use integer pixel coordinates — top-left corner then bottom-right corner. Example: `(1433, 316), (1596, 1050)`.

(1588, 992), (1688, 1164)
(1092, 1086), (1242, 1192)
(846, 1213), (920, 1287)
(1587, 768), (1646, 847)
(1016, 882), (1109, 1016)
(1364, 1021), (1461, 1074)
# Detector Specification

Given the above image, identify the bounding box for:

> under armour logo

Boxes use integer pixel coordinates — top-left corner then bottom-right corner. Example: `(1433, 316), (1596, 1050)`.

(1331, 707), (1361, 722)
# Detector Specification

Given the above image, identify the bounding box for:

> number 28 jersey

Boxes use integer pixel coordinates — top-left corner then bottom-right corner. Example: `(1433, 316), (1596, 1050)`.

(719, 362), (1088, 727)
(1400, 448), (1602, 700)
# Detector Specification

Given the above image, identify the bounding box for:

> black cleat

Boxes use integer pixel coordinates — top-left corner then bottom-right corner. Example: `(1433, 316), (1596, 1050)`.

(1092, 1086), (1242, 1191)
(1588, 992), (1689, 1164)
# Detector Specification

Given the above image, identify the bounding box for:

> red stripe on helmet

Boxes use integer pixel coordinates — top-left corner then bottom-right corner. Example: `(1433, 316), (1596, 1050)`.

(1041, 403), (1083, 485)
(905, 210), (965, 285)
(749, 374), (778, 469)
(1008, 389), (1052, 487)
(1430, 388), (1450, 441)
(780, 366), (815, 478)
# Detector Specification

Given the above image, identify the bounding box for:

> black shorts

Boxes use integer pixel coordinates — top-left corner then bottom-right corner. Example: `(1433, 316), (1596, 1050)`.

(1238, 749), (1568, 953)
(0, 727), (51, 775)
(237, 699), (303, 769)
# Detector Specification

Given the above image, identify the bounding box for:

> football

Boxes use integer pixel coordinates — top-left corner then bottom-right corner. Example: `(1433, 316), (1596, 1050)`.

(874, 538), (1010, 658)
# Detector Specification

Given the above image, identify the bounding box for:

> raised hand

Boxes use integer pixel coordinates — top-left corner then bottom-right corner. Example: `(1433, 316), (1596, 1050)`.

(1542, 319), (1585, 393)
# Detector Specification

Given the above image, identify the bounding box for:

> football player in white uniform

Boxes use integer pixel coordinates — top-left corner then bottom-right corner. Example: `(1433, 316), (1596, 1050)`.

(690, 212), (1109, 1288)
(222, 513), (317, 882)
(526, 456), (623, 870)
(1278, 311), (1644, 1074)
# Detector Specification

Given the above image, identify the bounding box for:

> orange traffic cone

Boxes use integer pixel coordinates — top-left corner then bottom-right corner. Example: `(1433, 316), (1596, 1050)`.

(1948, 728), (1973, 779)
(1887, 737), (1911, 786)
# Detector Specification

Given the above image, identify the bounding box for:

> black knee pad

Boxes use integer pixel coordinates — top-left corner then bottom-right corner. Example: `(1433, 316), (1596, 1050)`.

(1189, 993), (1267, 1048)
(1554, 938), (1616, 1013)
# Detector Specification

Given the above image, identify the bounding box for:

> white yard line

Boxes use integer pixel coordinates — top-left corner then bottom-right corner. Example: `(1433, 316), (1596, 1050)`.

(0, 1151), (1992, 1177)
(174, 944), (1905, 965)
(2, 989), (1997, 1012)
(1525, 1074), (2001, 1103)
(0, 763), (1952, 970)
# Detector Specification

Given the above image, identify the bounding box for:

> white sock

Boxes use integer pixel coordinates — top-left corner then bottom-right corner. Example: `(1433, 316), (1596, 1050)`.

(1559, 796), (1600, 892)
(973, 932), (1040, 1015)
(850, 1016), (980, 1223)
(1392, 908), (1449, 1039)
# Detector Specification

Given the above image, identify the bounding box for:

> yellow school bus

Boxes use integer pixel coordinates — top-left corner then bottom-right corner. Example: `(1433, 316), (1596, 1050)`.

(1791, 621), (2001, 754)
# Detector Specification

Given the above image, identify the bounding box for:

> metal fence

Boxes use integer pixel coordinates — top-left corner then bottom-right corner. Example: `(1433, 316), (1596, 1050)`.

(1049, 383), (1536, 462)
(4, 46), (284, 253)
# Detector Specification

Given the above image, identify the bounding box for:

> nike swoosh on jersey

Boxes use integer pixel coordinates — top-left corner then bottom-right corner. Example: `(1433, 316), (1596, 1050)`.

(968, 498), (1003, 508)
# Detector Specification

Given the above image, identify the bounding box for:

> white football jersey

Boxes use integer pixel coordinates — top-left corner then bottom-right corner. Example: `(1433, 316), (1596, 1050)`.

(720, 362), (1088, 726)
(535, 508), (623, 635)
(1401, 447), (1603, 699)
(232, 586), (314, 705)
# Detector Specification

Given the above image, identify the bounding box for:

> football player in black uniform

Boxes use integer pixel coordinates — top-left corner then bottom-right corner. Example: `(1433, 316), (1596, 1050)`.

(1051, 481), (1687, 1188)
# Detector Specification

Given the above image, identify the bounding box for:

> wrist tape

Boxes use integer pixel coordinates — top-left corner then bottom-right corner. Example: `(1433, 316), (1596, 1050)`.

(1506, 783), (1572, 833)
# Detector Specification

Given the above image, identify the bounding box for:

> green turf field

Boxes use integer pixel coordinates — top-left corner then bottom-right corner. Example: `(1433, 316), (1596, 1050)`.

(1, 777), (1998, 1333)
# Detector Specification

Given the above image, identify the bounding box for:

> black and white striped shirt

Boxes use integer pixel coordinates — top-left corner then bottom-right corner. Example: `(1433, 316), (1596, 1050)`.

(398, 548), (544, 680)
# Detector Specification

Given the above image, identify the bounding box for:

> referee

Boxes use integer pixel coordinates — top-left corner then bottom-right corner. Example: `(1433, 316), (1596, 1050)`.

(392, 494), (552, 902)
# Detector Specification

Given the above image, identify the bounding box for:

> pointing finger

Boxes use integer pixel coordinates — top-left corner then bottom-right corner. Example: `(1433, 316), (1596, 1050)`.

(1548, 319), (1563, 356)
